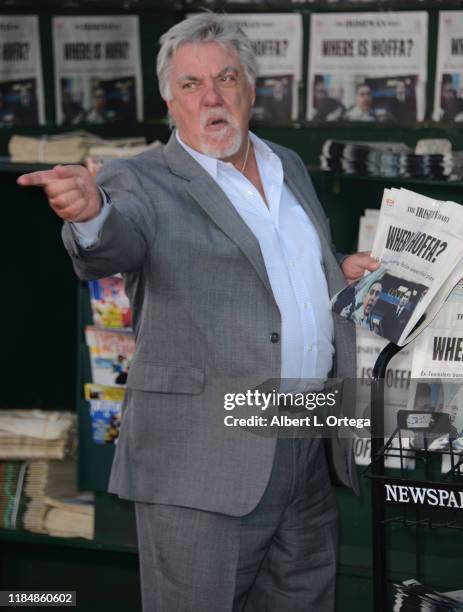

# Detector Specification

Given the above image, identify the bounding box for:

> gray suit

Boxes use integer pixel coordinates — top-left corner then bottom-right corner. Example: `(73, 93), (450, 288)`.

(62, 132), (358, 516)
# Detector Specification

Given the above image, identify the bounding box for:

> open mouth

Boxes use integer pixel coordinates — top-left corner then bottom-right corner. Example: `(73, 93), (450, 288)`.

(205, 117), (229, 130)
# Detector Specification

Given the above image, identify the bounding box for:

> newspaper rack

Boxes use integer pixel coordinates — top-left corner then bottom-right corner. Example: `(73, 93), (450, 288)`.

(365, 342), (463, 612)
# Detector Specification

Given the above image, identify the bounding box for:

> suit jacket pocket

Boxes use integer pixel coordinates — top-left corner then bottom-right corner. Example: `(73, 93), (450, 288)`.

(127, 362), (205, 395)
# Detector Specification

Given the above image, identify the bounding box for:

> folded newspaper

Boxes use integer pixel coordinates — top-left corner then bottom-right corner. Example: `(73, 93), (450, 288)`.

(332, 187), (463, 346)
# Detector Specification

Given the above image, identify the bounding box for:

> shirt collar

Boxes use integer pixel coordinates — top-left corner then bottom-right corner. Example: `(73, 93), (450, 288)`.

(175, 130), (277, 180)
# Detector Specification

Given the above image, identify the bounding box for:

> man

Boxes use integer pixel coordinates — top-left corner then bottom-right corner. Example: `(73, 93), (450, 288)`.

(85, 86), (111, 123)
(312, 77), (344, 122)
(383, 288), (413, 344)
(388, 80), (416, 123)
(440, 77), (463, 122)
(18, 13), (378, 611)
(352, 280), (383, 335)
(343, 83), (391, 122)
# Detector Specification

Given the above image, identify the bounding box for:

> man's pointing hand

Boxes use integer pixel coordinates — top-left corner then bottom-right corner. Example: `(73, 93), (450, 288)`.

(17, 164), (102, 222)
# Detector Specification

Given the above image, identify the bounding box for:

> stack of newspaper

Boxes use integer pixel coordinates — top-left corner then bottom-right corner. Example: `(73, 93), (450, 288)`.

(8, 131), (158, 165)
(85, 139), (162, 176)
(0, 409), (94, 539)
(8, 131), (107, 164)
(22, 459), (79, 533)
(0, 409), (76, 459)
(0, 458), (94, 538)
(320, 140), (463, 180)
(393, 580), (463, 611)
(0, 461), (28, 529)
(42, 494), (94, 540)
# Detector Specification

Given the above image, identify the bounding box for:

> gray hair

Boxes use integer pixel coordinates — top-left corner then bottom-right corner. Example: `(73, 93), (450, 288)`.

(157, 13), (258, 101)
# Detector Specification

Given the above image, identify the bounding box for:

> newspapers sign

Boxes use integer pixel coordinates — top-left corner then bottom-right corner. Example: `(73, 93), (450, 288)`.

(433, 12), (463, 122)
(0, 16), (44, 127)
(219, 13), (303, 121)
(307, 12), (428, 123)
(53, 16), (142, 125)
(384, 480), (463, 510)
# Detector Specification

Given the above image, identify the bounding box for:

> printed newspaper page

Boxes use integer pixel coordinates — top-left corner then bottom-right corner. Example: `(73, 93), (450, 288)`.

(333, 188), (463, 345)
(433, 11), (463, 123)
(0, 16), (44, 126)
(53, 16), (142, 125)
(355, 328), (414, 467)
(408, 280), (463, 469)
(307, 12), (428, 123)
(219, 13), (303, 121)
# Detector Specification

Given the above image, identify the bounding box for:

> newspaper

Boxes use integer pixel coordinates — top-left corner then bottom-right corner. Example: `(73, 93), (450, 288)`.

(332, 187), (463, 346)
(52, 15), (142, 125)
(307, 12), (428, 123)
(354, 328), (414, 467)
(357, 208), (379, 252)
(354, 215), (415, 467)
(218, 13), (303, 121)
(0, 16), (44, 126)
(407, 280), (463, 467)
(433, 11), (463, 123)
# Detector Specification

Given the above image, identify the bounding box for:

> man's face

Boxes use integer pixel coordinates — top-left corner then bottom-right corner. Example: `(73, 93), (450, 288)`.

(314, 82), (327, 103)
(363, 282), (382, 315)
(399, 290), (411, 308)
(442, 83), (455, 102)
(396, 82), (406, 100)
(93, 89), (106, 112)
(356, 86), (372, 112)
(166, 41), (255, 159)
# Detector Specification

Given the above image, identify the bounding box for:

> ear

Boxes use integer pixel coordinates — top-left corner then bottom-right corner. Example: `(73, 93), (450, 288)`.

(251, 83), (256, 106)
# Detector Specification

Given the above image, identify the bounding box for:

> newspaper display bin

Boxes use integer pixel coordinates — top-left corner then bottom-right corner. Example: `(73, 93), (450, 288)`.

(366, 342), (463, 612)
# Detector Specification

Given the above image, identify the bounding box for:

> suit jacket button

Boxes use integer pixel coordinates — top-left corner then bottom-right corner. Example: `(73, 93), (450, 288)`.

(270, 332), (280, 343)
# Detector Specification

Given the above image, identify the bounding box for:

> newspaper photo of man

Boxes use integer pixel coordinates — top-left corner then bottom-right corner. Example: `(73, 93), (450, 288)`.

(343, 82), (393, 122)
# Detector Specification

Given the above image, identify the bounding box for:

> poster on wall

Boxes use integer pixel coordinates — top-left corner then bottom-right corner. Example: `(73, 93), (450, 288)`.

(433, 12), (463, 123)
(218, 13), (303, 122)
(307, 12), (428, 123)
(52, 16), (142, 125)
(0, 16), (44, 127)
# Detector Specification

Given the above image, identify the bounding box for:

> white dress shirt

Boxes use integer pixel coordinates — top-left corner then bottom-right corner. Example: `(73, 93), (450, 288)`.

(73, 131), (334, 384)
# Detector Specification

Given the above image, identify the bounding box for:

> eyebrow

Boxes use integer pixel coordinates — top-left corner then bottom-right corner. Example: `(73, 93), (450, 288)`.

(176, 65), (240, 84)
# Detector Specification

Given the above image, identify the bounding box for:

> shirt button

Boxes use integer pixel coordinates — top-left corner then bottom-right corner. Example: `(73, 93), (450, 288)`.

(270, 332), (280, 343)
(289, 262), (295, 268)
(303, 302), (309, 309)
(307, 345), (313, 352)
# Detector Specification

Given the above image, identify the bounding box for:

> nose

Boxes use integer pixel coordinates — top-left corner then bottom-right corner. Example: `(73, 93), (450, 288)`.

(202, 81), (223, 106)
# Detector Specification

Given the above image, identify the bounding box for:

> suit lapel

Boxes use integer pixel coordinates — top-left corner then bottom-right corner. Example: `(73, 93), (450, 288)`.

(163, 132), (273, 296)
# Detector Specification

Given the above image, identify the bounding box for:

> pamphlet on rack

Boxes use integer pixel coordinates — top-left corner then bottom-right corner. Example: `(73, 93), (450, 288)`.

(84, 383), (125, 444)
(88, 275), (132, 329)
(85, 326), (135, 387)
(332, 187), (463, 346)
(433, 11), (463, 123)
(52, 15), (142, 125)
(307, 12), (428, 123)
(210, 13), (303, 122)
(0, 16), (45, 126)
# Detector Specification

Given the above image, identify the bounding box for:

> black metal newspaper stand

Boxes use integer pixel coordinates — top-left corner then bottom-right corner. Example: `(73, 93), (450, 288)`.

(367, 342), (463, 612)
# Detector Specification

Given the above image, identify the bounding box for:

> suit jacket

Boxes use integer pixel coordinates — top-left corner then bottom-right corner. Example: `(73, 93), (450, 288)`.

(62, 132), (358, 516)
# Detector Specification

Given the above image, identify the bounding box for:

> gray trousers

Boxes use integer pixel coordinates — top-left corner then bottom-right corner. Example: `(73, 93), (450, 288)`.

(135, 437), (338, 612)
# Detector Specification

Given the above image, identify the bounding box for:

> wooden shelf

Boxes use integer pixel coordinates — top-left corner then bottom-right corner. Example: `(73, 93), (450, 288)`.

(0, 527), (137, 554)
